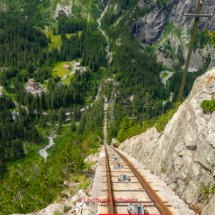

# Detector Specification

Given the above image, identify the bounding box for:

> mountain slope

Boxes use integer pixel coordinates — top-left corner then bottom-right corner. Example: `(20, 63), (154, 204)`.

(102, 0), (215, 71)
(0, 0), (102, 27)
(119, 66), (215, 214)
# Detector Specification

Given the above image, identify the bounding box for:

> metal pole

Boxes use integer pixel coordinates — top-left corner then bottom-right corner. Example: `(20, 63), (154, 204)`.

(177, 1), (202, 102)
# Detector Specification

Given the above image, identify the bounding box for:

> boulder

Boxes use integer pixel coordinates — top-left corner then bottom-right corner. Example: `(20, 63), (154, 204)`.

(202, 194), (215, 215)
(38, 204), (65, 215)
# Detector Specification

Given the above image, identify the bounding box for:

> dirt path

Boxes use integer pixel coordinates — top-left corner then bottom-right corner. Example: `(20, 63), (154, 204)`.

(97, 0), (112, 64)
(39, 130), (56, 162)
(159, 71), (174, 85)
(159, 71), (174, 105)
(88, 0), (91, 22)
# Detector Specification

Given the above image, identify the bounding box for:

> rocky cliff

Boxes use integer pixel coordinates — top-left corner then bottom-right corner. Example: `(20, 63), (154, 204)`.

(132, 0), (215, 71)
(119, 66), (215, 214)
(131, 0), (215, 45)
(107, 0), (215, 70)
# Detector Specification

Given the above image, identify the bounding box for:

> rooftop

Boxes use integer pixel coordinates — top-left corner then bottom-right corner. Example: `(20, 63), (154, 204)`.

(63, 64), (71, 69)
(28, 78), (34, 82)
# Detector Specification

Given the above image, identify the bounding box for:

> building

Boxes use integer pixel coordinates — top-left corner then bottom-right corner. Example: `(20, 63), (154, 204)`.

(40, 0), (45, 3)
(27, 78), (40, 91)
(54, 69), (57, 72)
(30, 83), (40, 91)
(28, 78), (34, 83)
(63, 64), (71, 70)
(74, 62), (80, 67)
(27, 78), (34, 87)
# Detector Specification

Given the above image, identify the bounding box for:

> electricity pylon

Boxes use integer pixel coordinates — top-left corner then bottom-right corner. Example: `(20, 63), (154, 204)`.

(177, 0), (212, 102)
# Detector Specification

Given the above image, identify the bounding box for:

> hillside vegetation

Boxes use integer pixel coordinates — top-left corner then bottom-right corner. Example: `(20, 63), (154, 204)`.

(0, 0), (214, 213)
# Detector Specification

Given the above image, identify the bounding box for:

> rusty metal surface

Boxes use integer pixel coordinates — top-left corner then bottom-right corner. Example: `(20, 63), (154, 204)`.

(105, 145), (114, 214)
(111, 146), (173, 215)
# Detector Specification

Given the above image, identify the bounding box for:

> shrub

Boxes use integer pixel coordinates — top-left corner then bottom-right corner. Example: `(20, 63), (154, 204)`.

(155, 102), (181, 132)
(200, 100), (215, 112)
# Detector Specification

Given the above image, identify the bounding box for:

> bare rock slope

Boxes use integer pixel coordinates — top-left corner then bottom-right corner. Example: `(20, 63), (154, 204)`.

(132, 0), (215, 45)
(119, 67), (215, 214)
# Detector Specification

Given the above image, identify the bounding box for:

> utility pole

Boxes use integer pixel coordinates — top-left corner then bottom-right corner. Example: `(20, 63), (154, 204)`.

(177, 0), (212, 102)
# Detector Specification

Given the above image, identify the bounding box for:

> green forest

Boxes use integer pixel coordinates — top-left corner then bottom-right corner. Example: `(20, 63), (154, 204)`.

(0, 0), (213, 213)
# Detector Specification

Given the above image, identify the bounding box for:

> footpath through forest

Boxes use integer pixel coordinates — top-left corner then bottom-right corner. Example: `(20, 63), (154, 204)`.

(97, 0), (112, 64)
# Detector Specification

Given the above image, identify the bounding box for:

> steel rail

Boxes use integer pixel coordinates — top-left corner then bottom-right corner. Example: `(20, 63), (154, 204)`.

(110, 146), (173, 215)
(105, 145), (114, 214)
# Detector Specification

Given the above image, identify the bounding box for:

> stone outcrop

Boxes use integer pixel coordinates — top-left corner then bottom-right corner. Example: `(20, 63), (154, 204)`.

(131, 0), (215, 45)
(128, 0), (215, 70)
(119, 67), (215, 214)
(12, 189), (95, 215)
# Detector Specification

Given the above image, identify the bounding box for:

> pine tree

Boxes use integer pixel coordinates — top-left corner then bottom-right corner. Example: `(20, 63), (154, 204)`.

(71, 118), (76, 132)
(58, 107), (63, 130)
(51, 111), (56, 129)
(40, 91), (45, 109)
(0, 160), (7, 178)
(27, 103), (32, 116)
(129, 117), (136, 128)
(31, 128), (40, 144)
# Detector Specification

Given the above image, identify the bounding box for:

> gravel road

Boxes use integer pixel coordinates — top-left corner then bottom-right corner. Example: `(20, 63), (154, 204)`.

(159, 71), (174, 86)
(39, 130), (56, 162)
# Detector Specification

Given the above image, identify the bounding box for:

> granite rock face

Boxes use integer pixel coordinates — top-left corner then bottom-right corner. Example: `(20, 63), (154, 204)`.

(119, 67), (215, 212)
(131, 0), (215, 45)
(127, 0), (215, 71)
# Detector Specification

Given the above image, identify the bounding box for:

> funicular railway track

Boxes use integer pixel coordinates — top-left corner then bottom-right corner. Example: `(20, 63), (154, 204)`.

(99, 145), (179, 215)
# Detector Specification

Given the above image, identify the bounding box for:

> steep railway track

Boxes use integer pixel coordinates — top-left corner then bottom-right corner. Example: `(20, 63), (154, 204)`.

(98, 145), (179, 215)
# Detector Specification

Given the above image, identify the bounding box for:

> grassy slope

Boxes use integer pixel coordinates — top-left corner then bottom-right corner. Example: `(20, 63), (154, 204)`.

(52, 61), (74, 77)
(45, 30), (83, 50)
(162, 72), (168, 79)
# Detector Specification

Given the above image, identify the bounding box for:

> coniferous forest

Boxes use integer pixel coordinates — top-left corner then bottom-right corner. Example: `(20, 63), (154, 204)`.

(0, 0), (210, 212)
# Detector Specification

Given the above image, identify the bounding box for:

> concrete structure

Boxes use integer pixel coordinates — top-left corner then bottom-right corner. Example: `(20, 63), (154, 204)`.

(26, 78), (42, 92)
(63, 64), (71, 70)
(30, 83), (40, 91)
(74, 62), (81, 67)
(27, 79), (40, 91)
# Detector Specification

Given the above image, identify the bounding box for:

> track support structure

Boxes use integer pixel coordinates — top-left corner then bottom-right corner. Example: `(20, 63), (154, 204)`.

(105, 146), (114, 214)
